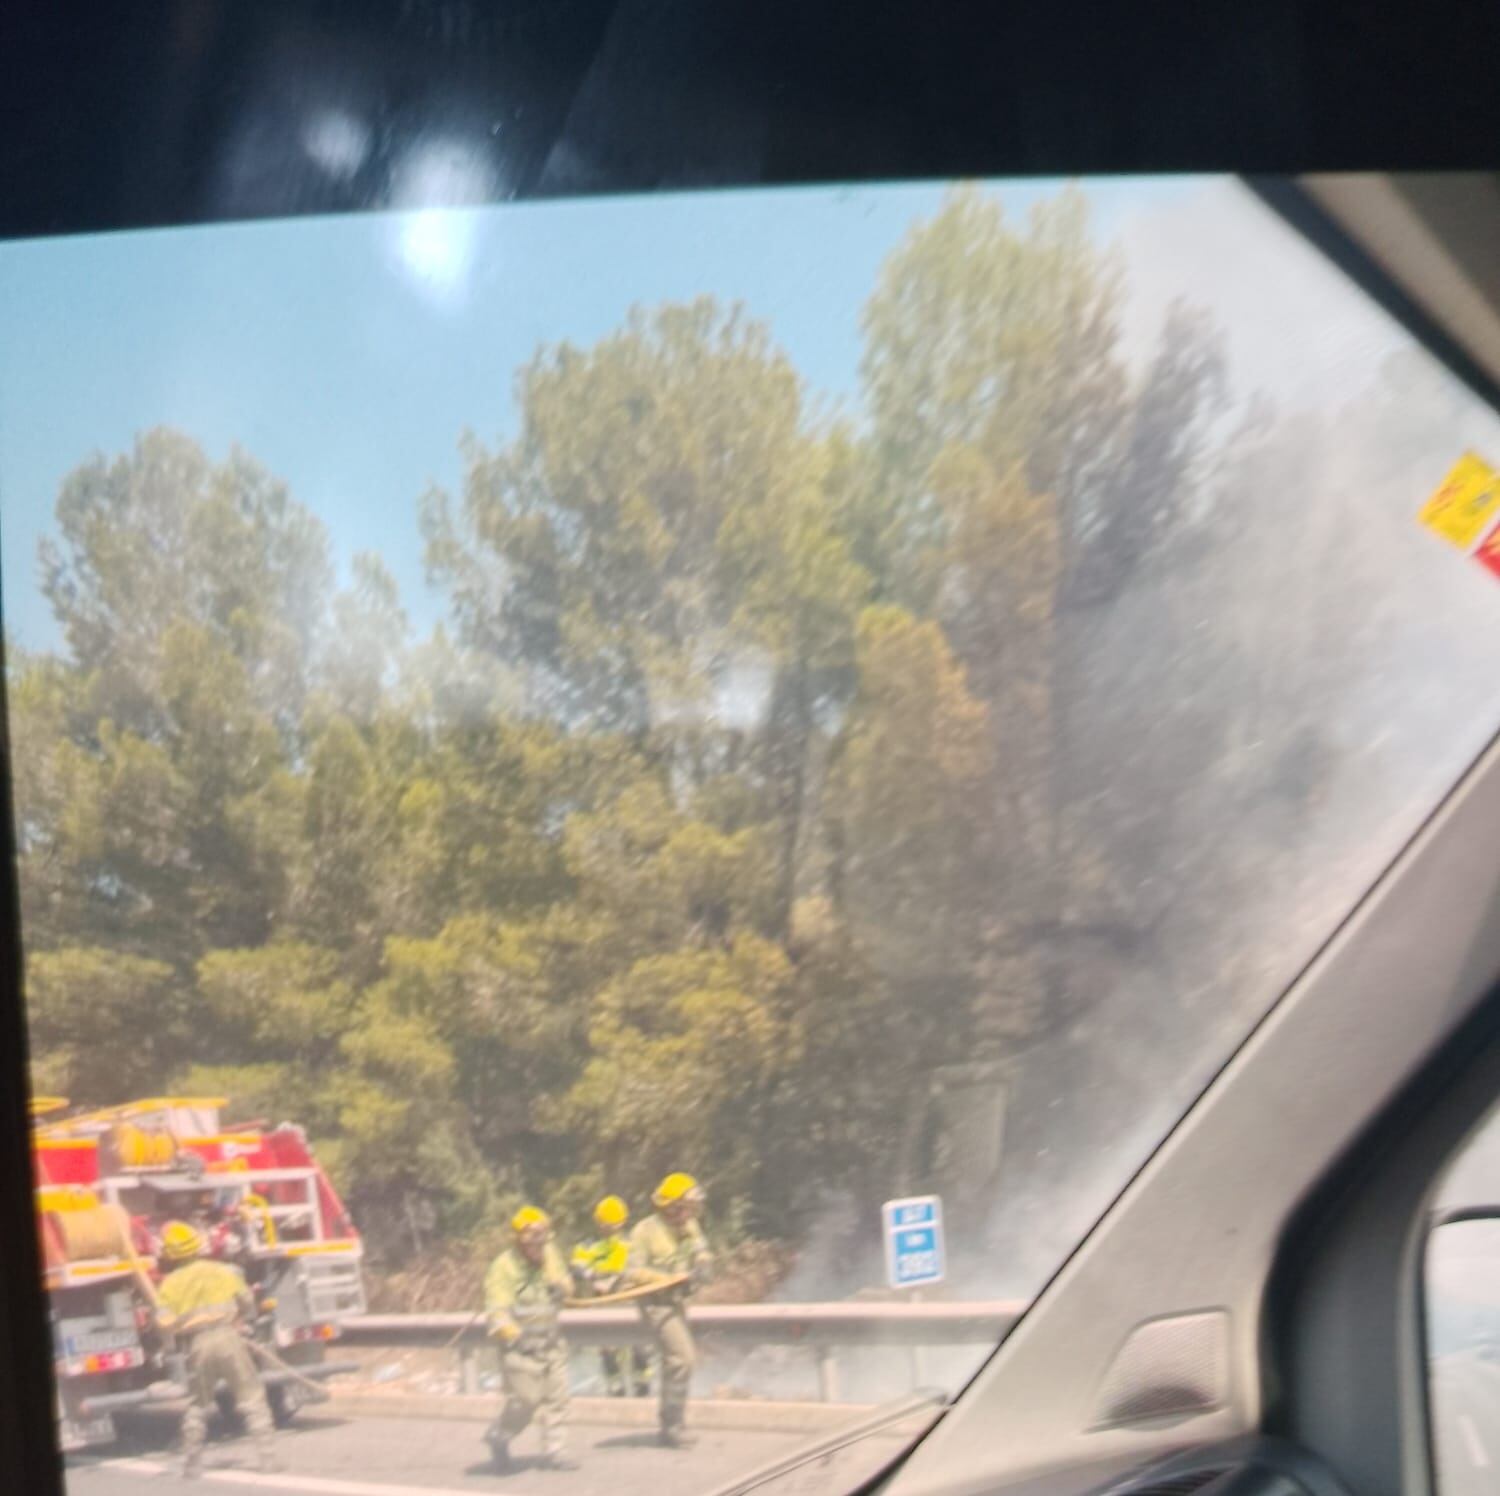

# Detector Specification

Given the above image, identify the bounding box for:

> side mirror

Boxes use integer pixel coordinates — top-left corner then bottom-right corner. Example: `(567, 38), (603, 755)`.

(1425, 1204), (1500, 1493)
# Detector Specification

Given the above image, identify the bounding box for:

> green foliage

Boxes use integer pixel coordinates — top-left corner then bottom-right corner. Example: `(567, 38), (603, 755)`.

(424, 298), (827, 729)
(196, 944), (358, 1062)
(553, 934), (795, 1207)
(14, 184), (1243, 1272)
(42, 428), (330, 733)
(26, 948), (181, 1100)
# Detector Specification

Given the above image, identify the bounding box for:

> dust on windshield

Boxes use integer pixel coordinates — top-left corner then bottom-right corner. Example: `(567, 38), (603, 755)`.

(8, 176), (1500, 1490)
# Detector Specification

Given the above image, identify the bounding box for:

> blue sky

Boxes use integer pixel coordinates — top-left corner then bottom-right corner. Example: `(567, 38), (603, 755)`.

(0, 177), (1206, 651)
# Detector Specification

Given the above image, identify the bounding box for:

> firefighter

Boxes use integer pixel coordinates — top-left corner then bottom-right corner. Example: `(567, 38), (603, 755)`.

(154, 1219), (278, 1480)
(628, 1172), (713, 1449)
(570, 1195), (651, 1397)
(483, 1206), (578, 1473)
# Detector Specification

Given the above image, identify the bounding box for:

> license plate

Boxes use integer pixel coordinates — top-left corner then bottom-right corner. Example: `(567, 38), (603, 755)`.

(63, 1330), (136, 1357)
(58, 1414), (115, 1451)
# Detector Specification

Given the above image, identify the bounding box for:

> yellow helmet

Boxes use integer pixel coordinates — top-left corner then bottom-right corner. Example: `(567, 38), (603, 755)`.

(652, 1172), (703, 1208)
(594, 1195), (629, 1230)
(160, 1220), (206, 1263)
(511, 1205), (551, 1239)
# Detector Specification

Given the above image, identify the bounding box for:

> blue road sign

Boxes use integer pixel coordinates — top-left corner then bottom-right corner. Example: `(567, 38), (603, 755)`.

(882, 1194), (945, 1289)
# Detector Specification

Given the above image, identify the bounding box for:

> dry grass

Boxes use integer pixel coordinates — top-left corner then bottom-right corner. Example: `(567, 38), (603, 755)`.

(364, 1237), (796, 1312)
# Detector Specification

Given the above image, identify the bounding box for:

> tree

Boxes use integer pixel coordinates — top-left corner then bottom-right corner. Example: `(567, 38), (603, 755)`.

(857, 190), (1105, 1082)
(860, 186), (1130, 607)
(16, 431), (333, 971)
(859, 184), (1229, 970)
(425, 300), (876, 950)
(317, 554), (409, 724)
(42, 428), (330, 736)
(26, 948), (182, 1101)
(9, 628), (296, 969)
(371, 717), (574, 944)
(287, 717), (383, 975)
(424, 299), (824, 733)
(552, 936), (796, 1229)
(850, 185), (1238, 1256)
(823, 606), (997, 1197)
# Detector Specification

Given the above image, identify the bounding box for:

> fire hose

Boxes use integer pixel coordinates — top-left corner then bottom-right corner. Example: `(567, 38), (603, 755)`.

(566, 1272), (692, 1309)
(243, 1337), (332, 1402)
(102, 1207), (328, 1402)
(161, 1312), (333, 1403)
(101, 1202), (163, 1312)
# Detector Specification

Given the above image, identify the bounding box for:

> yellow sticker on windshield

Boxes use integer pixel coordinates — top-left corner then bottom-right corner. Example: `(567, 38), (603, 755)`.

(1418, 452), (1500, 550)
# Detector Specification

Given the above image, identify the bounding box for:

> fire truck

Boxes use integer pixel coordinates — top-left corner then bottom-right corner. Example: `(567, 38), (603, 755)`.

(34, 1095), (365, 1452)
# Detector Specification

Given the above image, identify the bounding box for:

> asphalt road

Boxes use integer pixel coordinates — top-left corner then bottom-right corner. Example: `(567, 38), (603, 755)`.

(1431, 1351), (1500, 1496)
(62, 1349), (1500, 1496)
(63, 1407), (813, 1496)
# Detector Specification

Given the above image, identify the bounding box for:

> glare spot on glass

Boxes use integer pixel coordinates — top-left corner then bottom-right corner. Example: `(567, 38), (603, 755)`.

(301, 110), (371, 182)
(398, 211), (475, 303)
(389, 141), (495, 308)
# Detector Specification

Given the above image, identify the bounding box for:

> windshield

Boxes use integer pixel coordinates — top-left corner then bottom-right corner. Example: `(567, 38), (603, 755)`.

(8, 176), (1500, 1493)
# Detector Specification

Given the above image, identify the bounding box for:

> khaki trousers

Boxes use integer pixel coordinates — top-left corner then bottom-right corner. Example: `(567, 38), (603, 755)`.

(640, 1302), (695, 1435)
(489, 1335), (569, 1457)
(179, 1326), (274, 1472)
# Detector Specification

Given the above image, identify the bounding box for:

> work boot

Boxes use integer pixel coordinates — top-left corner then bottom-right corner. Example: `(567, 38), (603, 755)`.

(659, 1428), (698, 1450)
(485, 1432), (515, 1473)
(539, 1453), (581, 1471)
(181, 1457), (203, 1481)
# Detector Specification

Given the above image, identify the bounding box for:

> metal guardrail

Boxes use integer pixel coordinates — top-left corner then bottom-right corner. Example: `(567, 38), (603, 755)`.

(340, 1300), (1025, 1402)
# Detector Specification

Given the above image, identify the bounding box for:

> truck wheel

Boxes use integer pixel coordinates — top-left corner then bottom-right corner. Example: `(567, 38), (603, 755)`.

(268, 1382), (305, 1427)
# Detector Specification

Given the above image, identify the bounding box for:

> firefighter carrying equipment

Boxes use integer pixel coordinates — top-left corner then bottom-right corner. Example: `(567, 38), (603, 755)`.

(156, 1256), (274, 1476)
(630, 1209), (712, 1443)
(594, 1194), (629, 1229)
(652, 1172), (703, 1208)
(511, 1206), (551, 1238)
(483, 1239), (574, 1463)
(631, 1213), (711, 1286)
(485, 1240), (571, 1343)
(161, 1219), (207, 1263)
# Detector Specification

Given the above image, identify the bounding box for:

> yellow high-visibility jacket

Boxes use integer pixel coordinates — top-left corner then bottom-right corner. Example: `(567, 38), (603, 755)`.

(484, 1243), (570, 1342)
(570, 1235), (630, 1294)
(156, 1258), (253, 1335)
(627, 1214), (711, 1297)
